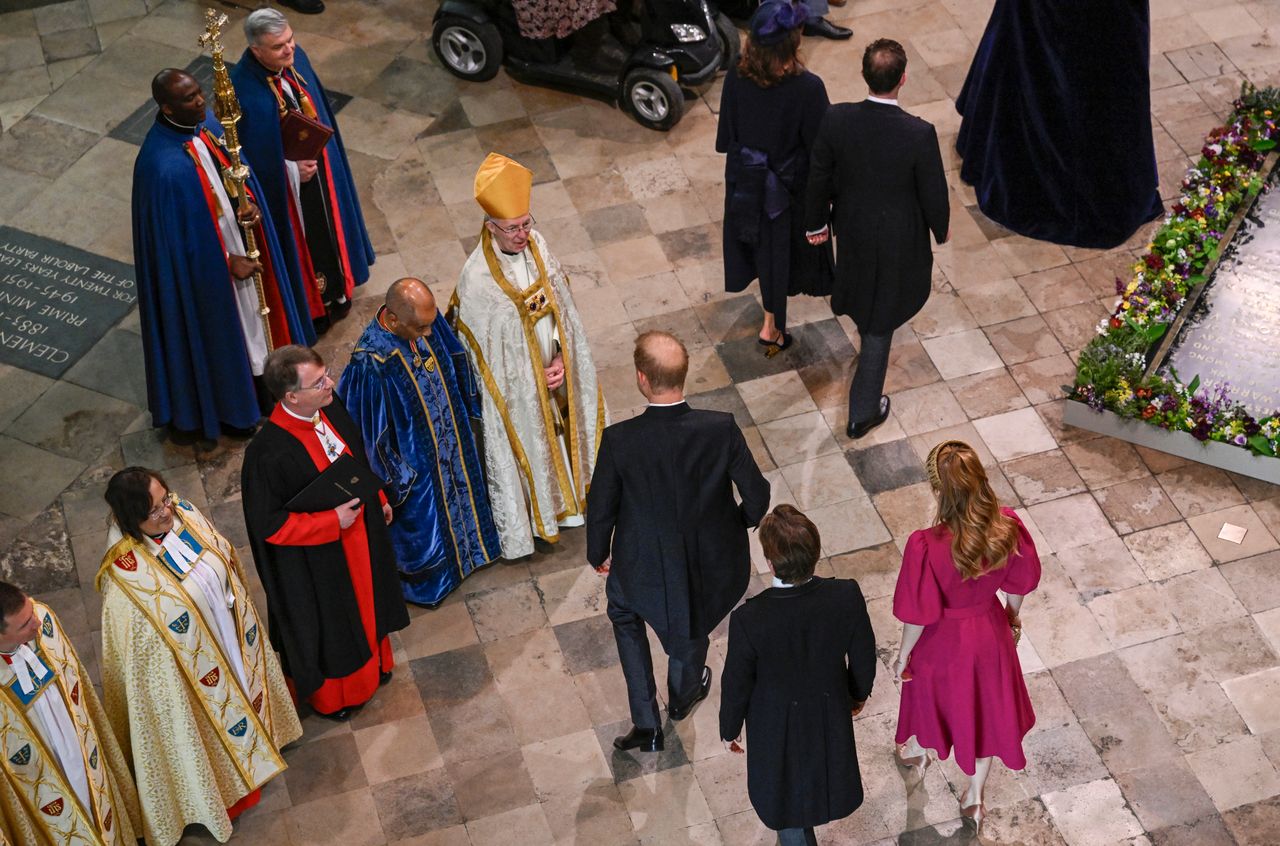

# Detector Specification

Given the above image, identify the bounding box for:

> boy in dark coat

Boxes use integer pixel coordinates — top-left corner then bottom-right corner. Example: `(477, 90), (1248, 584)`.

(720, 505), (877, 845)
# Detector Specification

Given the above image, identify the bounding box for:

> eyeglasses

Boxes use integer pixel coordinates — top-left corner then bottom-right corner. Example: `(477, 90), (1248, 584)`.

(146, 495), (174, 522)
(488, 215), (536, 235)
(297, 369), (333, 392)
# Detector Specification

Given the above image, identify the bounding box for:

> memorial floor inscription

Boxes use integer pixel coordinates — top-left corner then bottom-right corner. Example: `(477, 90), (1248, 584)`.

(0, 226), (136, 379)
(1162, 178), (1280, 418)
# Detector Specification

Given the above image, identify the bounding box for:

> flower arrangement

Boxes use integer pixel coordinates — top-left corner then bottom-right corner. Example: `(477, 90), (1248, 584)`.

(1068, 82), (1280, 458)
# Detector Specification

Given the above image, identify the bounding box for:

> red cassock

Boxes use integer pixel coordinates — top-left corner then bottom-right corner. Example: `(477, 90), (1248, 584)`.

(892, 507), (1042, 775)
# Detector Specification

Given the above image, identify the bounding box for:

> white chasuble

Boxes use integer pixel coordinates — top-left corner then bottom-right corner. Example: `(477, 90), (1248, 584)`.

(0, 604), (141, 846)
(97, 498), (302, 846)
(451, 228), (606, 558)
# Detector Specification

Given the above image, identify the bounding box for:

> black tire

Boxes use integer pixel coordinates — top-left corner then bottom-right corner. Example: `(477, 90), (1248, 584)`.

(623, 68), (684, 131)
(714, 11), (740, 72)
(432, 15), (503, 82)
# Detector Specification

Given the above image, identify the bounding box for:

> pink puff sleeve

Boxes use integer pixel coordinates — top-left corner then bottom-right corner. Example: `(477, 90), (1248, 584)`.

(893, 531), (943, 625)
(1000, 508), (1041, 595)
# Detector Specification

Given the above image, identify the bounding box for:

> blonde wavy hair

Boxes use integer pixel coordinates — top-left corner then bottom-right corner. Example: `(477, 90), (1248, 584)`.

(926, 440), (1019, 579)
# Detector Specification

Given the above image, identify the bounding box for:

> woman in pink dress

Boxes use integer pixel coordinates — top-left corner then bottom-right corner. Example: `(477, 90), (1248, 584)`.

(891, 440), (1041, 834)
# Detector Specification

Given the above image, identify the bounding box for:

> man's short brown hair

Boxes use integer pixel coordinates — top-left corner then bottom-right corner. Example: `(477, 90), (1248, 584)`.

(0, 581), (27, 634)
(634, 331), (689, 393)
(263, 344), (323, 400)
(862, 38), (907, 94)
(758, 504), (821, 584)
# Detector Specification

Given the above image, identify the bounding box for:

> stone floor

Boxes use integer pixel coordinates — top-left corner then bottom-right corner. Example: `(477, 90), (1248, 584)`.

(3, 0), (1280, 843)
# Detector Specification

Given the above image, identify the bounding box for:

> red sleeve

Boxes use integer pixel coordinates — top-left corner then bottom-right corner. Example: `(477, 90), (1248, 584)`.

(1000, 509), (1042, 595)
(893, 531), (943, 625)
(378, 488), (388, 508)
(266, 509), (341, 546)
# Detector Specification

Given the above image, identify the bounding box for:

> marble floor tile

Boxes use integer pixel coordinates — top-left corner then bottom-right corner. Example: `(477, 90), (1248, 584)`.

(1157, 465), (1247, 518)
(1056, 537), (1148, 600)
(1222, 667), (1280, 735)
(973, 405), (1061, 463)
(1026, 492), (1118, 553)
(805, 495), (893, 557)
(284, 733), (370, 805)
(920, 327), (1005, 379)
(1041, 778), (1144, 846)
(1089, 583), (1180, 649)
(1002, 450), (1088, 506)
(1222, 795), (1280, 845)
(1187, 736), (1280, 812)
(779, 452), (865, 510)
(845, 438), (929, 496)
(1157, 568), (1248, 632)
(355, 714), (443, 785)
(947, 367), (1030, 419)
(288, 787), (387, 846)
(448, 750), (539, 820)
(1186, 504), (1280, 563)
(1114, 758), (1219, 831)
(1061, 437), (1150, 489)
(1093, 477), (1183, 535)
(1123, 521), (1214, 581)
(735, 371), (818, 424)
(889, 382), (969, 437)
(1219, 551), (1280, 613)
(464, 581), (550, 643)
(618, 765), (715, 838)
(757, 409), (840, 466)
(372, 768), (465, 841)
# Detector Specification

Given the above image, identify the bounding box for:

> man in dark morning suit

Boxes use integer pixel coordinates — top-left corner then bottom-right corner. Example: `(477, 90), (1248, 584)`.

(587, 331), (771, 753)
(805, 38), (950, 440)
(720, 505), (877, 846)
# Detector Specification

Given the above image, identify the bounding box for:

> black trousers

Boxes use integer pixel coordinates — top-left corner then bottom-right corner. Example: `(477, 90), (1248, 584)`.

(777, 826), (818, 845)
(299, 165), (348, 310)
(848, 330), (893, 425)
(606, 575), (708, 730)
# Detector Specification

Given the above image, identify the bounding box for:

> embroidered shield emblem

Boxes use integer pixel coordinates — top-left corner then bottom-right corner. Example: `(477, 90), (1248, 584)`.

(89, 747), (98, 769)
(40, 797), (64, 816)
(169, 612), (191, 634)
(70, 682), (79, 705)
(178, 500), (193, 511)
(245, 624), (258, 647)
(252, 692), (263, 713)
(41, 614), (53, 638)
(228, 718), (248, 737)
(115, 551), (138, 571)
(9, 744), (30, 766)
(104, 808), (113, 831)
(200, 667), (220, 687)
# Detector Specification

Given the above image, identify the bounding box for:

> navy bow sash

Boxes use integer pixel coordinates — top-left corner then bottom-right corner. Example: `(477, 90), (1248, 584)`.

(728, 145), (799, 242)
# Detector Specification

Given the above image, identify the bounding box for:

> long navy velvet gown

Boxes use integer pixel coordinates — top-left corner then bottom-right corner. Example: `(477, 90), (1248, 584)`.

(955, 0), (1164, 249)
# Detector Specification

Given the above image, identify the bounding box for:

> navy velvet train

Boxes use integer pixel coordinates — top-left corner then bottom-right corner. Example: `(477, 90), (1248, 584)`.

(955, 0), (1164, 249)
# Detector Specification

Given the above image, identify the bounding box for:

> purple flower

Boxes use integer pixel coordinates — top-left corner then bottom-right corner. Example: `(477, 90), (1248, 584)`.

(1191, 421), (1213, 441)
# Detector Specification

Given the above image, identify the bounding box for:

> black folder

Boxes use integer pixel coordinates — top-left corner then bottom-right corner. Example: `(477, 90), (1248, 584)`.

(284, 454), (385, 513)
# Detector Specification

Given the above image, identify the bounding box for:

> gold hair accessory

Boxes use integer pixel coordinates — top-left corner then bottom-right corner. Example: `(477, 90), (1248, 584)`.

(925, 440), (968, 489)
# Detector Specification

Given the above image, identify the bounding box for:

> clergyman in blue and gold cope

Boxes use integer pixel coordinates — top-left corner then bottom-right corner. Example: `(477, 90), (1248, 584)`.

(338, 277), (500, 606)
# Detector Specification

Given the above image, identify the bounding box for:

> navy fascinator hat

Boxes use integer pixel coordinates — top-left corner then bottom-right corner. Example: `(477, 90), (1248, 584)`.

(748, 0), (809, 45)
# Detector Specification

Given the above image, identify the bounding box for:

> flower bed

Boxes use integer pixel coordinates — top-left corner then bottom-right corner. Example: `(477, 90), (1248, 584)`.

(1068, 83), (1280, 458)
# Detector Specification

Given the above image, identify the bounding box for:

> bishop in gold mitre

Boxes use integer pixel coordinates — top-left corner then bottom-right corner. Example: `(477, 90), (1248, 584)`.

(449, 152), (606, 559)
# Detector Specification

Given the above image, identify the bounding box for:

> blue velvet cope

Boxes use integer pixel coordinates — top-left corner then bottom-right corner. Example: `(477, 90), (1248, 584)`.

(231, 46), (375, 288)
(955, 0), (1163, 249)
(338, 313), (500, 606)
(131, 115), (315, 438)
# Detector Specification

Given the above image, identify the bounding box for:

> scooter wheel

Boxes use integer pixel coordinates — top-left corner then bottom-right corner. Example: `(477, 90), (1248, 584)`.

(714, 12), (740, 72)
(433, 15), (503, 82)
(623, 68), (683, 131)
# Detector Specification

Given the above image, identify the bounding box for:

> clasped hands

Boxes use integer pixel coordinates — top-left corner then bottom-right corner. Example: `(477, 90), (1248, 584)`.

(544, 353), (566, 391)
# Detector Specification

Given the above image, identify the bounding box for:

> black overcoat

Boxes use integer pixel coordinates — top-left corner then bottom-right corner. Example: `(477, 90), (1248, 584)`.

(719, 577), (877, 831)
(585, 403), (770, 639)
(718, 68), (835, 318)
(804, 100), (950, 335)
(241, 397), (410, 700)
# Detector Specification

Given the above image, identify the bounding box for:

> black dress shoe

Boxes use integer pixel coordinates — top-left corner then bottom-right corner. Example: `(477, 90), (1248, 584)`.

(803, 18), (852, 39)
(668, 666), (711, 721)
(315, 707), (352, 722)
(613, 726), (664, 752)
(380, 670), (393, 686)
(281, 0), (325, 13)
(847, 395), (891, 440)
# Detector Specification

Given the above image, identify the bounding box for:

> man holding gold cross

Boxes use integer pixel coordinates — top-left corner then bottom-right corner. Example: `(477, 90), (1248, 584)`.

(451, 153), (605, 560)
(131, 67), (316, 443)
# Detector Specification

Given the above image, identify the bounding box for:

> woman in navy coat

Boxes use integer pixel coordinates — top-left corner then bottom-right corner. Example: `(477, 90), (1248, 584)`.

(720, 505), (877, 846)
(717, 1), (833, 354)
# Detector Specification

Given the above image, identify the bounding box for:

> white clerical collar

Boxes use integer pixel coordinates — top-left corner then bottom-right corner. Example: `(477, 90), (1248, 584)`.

(648, 400), (687, 408)
(867, 95), (899, 106)
(281, 403), (315, 423)
(771, 576), (813, 588)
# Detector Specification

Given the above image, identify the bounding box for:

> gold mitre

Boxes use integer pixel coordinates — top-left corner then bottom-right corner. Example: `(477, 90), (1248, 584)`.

(474, 152), (533, 220)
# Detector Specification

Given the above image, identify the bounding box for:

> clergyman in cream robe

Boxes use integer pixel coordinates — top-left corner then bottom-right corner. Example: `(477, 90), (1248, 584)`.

(0, 600), (141, 846)
(452, 226), (606, 559)
(98, 495), (302, 845)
